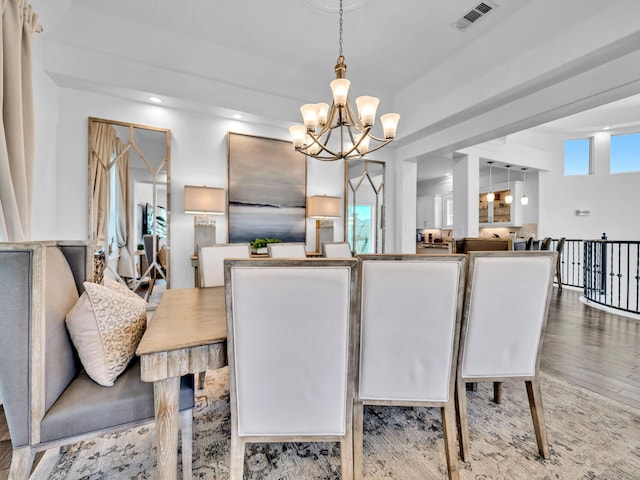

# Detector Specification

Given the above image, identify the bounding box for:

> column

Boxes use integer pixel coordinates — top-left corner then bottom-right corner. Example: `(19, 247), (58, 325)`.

(452, 152), (480, 238)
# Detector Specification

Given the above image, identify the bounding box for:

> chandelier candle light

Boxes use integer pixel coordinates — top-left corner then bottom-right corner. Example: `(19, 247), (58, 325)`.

(289, 0), (400, 161)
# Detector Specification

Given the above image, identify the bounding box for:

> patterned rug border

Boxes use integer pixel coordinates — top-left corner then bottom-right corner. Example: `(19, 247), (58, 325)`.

(46, 366), (640, 479)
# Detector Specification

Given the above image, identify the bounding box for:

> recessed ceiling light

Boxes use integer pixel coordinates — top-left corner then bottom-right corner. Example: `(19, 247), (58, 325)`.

(603, 126), (611, 130)
(232, 114), (243, 119)
(149, 96), (162, 104)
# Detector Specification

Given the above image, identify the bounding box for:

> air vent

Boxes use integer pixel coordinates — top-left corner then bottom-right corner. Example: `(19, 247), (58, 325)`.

(453, 1), (498, 32)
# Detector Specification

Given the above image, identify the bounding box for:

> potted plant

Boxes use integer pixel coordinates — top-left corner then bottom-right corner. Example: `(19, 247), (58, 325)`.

(250, 237), (281, 254)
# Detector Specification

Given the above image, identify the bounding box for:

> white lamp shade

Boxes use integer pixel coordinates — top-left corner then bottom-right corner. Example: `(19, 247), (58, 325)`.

(305, 134), (322, 155)
(505, 192), (513, 204)
(354, 133), (371, 154)
(521, 195), (529, 205)
(184, 185), (225, 214)
(330, 78), (350, 106)
(289, 125), (307, 148)
(380, 113), (400, 138)
(355, 96), (379, 127)
(307, 195), (341, 218)
(316, 102), (329, 126)
(300, 103), (320, 131)
(486, 191), (495, 202)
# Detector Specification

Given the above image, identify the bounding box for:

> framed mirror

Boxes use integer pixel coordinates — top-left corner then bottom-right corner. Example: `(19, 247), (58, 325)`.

(344, 159), (385, 254)
(88, 118), (171, 294)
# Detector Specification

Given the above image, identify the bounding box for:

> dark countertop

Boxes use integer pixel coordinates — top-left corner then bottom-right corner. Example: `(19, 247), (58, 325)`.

(417, 242), (449, 248)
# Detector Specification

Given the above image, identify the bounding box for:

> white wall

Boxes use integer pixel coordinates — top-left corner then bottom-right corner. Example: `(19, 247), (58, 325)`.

(32, 86), (352, 288)
(511, 130), (640, 240)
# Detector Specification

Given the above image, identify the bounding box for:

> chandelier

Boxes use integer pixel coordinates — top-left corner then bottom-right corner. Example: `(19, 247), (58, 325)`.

(289, 0), (400, 161)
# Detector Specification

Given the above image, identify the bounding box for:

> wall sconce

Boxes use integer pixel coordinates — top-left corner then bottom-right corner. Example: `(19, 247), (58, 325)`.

(184, 185), (225, 253)
(307, 195), (341, 253)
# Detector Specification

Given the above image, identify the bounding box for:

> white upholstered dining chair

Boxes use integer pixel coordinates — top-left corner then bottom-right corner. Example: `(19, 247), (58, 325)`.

(196, 243), (251, 388)
(198, 243), (251, 287)
(266, 242), (307, 258)
(323, 242), (353, 258)
(224, 258), (360, 480)
(354, 254), (466, 480)
(456, 250), (557, 461)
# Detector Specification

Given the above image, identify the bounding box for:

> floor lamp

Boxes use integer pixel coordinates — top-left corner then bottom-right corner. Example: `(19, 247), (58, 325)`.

(184, 185), (225, 254)
(307, 195), (342, 254)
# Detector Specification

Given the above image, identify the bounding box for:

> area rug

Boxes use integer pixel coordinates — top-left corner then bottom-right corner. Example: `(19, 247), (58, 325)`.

(47, 368), (640, 479)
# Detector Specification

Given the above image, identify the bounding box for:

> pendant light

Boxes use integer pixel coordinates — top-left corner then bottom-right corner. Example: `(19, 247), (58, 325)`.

(504, 165), (513, 204)
(486, 161), (495, 202)
(520, 167), (529, 205)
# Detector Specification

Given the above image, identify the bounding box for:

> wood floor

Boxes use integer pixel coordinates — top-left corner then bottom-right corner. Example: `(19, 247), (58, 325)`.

(1, 287), (639, 479)
(540, 287), (640, 410)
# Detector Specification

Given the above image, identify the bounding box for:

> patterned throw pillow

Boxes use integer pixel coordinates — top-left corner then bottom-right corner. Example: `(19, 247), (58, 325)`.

(65, 282), (147, 386)
(103, 277), (147, 303)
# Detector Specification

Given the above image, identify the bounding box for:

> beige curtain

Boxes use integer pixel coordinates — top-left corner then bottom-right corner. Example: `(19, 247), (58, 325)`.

(115, 138), (135, 278)
(0, 0), (40, 241)
(89, 122), (116, 252)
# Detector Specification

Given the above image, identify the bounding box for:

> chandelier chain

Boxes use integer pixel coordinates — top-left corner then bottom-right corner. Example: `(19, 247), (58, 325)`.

(338, 0), (343, 57)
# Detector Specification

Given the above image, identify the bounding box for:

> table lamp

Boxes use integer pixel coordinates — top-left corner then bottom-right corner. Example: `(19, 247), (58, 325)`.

(184, 185), (225, 253)
(307, 195), (341, 253)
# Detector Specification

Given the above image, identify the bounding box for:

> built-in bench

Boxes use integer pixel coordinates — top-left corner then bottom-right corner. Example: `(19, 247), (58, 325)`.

(0, 241), (194, 479)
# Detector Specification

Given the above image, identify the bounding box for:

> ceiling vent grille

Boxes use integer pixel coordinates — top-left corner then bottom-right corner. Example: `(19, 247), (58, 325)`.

(453, 2), (498, 32)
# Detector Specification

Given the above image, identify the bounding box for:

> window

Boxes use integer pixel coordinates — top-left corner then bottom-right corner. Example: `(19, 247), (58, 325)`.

(564, 138), (591, 176)
(347, 204), (373, 254)
(610, 132), (640, 174)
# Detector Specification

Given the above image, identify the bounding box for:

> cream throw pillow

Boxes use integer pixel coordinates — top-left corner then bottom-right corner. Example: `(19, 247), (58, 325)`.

(66, 282), (147, 386)
(103, 277), (147, 302)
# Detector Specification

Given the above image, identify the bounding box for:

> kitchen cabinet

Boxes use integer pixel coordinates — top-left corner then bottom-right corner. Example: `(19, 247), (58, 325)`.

(416, 194), (442, 229)
(479, 181), (523, 226)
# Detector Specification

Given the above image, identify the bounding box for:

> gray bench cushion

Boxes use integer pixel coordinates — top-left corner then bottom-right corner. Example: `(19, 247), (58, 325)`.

(40, 358), (195, 443)
(45, 247), (81, 412)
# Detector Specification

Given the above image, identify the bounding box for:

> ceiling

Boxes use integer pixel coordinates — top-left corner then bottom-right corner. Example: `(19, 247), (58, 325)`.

(31, 0), (640, 182)
(33, 0), (533, 107)
(417, 92), (640, 183)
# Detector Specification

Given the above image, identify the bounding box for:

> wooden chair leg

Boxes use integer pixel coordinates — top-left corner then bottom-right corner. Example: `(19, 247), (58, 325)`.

(341, 411), (354, 480)
(29, 448), (61, 479)
(526, 379), (550, 459)
(9, 447), (34, 480)
(493, 382), (503, 404)
(229, 436), (246, 480)
(441, 402), (460, 480)
(556, 257), (563, 290)
(455, 378), (470, 462)
(353, 400), (364, 480)
(180, 408), (193, 480)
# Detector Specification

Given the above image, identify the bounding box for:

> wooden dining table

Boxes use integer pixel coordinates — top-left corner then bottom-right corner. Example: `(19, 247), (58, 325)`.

(136, 286), (227, 480)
